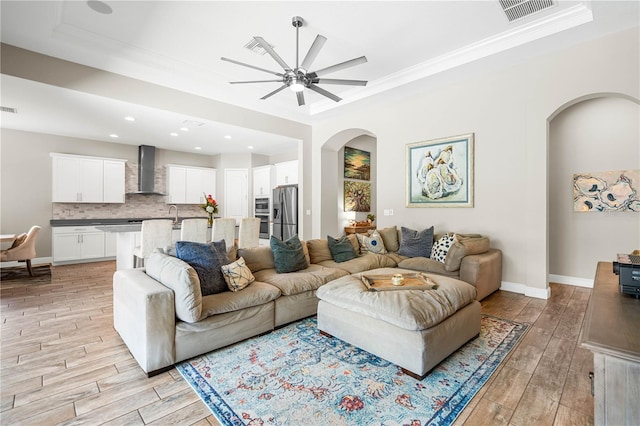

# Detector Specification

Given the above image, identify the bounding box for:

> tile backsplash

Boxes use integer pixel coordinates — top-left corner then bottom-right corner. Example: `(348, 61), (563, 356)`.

(51, 164), (208, 220)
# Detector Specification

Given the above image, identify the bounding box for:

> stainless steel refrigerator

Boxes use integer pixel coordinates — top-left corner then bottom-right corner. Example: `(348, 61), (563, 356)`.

(272, 184), (298, 241)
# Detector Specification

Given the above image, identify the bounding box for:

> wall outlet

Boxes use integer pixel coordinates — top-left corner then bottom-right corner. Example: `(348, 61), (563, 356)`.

(306, 209), (311, 216)
(389, 209), (394, 216)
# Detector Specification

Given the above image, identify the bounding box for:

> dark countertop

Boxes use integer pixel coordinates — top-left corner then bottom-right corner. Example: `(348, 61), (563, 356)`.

(50, 217), (209, 227)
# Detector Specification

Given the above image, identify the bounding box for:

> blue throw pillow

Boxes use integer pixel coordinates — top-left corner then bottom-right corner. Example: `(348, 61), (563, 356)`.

(175, 240), (229, 296)
(270, 234), (308, 273)
(397, 226), (434, 258)
(327, 235), (358, 263)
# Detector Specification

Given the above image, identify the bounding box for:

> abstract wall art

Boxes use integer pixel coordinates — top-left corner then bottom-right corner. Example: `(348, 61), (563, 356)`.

(573, 169), (640, 212)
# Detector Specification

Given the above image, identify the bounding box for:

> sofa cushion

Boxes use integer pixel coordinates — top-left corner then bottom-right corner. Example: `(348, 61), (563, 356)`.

(377, 226), (400, 252)
(458, 235), (491, 255)
(200, 281), (281, 318)
(221, 257), (255, 292)
(397, 256), (459, 278)
(238, 246), (275, 273)
(145, 251), (202, 323)
(317, 252), (397, 274)
(307, 236), (358, 264)
(398, 226), (434, 258)
(431, 233), (457, 263)
(270, 235), (309, 273)
(175, 240), (229, 296)
(356, 230), (388, 254)
(327, 235), (358, 263)
(253, 264), (349, 296)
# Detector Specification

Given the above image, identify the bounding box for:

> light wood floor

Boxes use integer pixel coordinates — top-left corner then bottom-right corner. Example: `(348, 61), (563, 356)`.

(1, 261), (594, 425)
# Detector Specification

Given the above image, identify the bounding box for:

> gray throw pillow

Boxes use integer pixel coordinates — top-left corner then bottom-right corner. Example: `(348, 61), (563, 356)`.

(327, 235), (358, 263)
(398, 226), (434, 258)
(270, 235), (308, 273)
(175, 240), (229, 296)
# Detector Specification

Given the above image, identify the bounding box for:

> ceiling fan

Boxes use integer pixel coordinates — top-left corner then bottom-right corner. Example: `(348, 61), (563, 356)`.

(221, 16), (368, 106)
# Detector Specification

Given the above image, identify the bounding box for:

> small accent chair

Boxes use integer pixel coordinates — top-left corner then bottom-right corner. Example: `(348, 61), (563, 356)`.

(212, 218), (236, 252)
(0, 225), (41, 276)
(132, 220), (173, 267)
(179, 218), (208, 243)
(238, 217), (260, 249)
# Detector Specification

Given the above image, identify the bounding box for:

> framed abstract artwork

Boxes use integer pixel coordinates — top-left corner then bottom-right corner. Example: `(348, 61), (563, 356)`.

(573, 169), (640, 212)
(344, 181), (371, 212)
(344, 147), (371, 181)
(406, 133), (474, 207)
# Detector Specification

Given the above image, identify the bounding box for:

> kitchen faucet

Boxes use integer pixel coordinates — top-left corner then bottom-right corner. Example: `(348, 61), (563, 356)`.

(168, 205), (179, 224)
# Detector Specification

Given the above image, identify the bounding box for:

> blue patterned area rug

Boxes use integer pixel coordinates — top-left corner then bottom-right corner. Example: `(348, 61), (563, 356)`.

(177, 315), (527, 426)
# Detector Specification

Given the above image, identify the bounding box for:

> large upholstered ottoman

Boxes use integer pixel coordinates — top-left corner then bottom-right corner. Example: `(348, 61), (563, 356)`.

(316, 267), (481, 379)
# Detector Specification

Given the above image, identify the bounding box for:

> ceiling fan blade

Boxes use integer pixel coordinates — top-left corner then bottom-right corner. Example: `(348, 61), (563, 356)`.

(311, 56), (368, 77)
(307, 84), (342, 102)
(296, 91), (305, 106)
(254, 36), (291, 70)
(221, 57), (283, 77)
(313, 78), (367, 86)
(260, 84), (288, 100)
(300, 35), (327, 71)
(230, 79), (283, 84)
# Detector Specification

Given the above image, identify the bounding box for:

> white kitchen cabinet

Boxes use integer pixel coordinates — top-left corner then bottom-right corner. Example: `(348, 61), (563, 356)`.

(105, 232), (117, 257)
(253, 165), (273, 197)
(103, 160), (126, 203)
(275, 160), (298, 185)
(51, 153), (126, 203)
(167, 165), (216, 204)
(53, 226), (106, 263)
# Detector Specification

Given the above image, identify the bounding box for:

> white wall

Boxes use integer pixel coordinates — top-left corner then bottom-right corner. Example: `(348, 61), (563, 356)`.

(312, 28), (639, 298)
(549, 96), (640, 282)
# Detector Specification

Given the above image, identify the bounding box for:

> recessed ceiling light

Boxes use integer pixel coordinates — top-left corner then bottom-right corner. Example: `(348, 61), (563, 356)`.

(224, 135), (232, 139)
(180, 127), (189, 132)
(247, 146), (254, 150)
(109, 134), (119, 138)
(170, 132), (178, 137)
(124, 116), (135, 122)
(195, 147), (202, 150)
(87, 0), (112, 15)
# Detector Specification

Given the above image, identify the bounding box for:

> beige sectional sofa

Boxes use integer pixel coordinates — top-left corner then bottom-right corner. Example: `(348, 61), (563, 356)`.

(113, 227), (502, 376)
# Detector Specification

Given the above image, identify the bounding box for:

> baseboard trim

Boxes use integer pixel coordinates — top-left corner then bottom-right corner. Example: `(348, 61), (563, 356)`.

(500, 281), (551, 299)
(548, 274), (594, 288)
(1, 257), (52, 268)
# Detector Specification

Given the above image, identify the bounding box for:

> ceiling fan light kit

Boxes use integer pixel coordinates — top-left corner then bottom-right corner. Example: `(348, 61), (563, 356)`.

(221, 16), (368, 106)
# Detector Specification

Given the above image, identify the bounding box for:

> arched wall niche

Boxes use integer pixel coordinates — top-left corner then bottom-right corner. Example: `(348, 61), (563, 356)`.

(547, 92), (639, 285)
(320, 128), (377, 237)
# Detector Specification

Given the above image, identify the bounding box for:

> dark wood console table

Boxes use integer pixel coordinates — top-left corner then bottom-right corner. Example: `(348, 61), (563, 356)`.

(581, 261), (640, 425)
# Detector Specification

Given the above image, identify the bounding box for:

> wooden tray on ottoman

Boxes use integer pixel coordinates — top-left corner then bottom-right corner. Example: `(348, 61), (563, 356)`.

(361, 273), (438, 292)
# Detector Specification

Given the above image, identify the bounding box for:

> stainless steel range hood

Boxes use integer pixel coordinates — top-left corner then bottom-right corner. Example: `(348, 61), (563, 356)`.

(127, 145), (166, 195)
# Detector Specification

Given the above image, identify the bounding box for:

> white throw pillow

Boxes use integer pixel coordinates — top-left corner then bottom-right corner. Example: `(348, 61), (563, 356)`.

(221, 257), (255, 292)
(430, 233), (457, 263)
(356, 230), (388, 254)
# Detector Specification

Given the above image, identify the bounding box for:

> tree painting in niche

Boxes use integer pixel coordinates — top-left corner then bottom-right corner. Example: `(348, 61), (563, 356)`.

(344, 181), (371, 212)
(344, 147), (371, 181)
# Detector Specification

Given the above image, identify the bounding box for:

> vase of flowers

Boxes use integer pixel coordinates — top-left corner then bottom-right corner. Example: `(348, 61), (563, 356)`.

(201, 193), (219, 226)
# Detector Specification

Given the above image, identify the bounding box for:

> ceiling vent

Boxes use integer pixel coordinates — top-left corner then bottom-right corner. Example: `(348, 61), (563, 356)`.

(243, 38), (274, 56)
(499, 0), (555, 22)
(0, 106), (18, 114)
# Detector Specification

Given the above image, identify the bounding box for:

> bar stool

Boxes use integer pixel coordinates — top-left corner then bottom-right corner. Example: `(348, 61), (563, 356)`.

(238, 217), (260, 249)
(132, 219), (173, 267)
(180, 218), (208, 243)
(212, 218), (236, 252)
